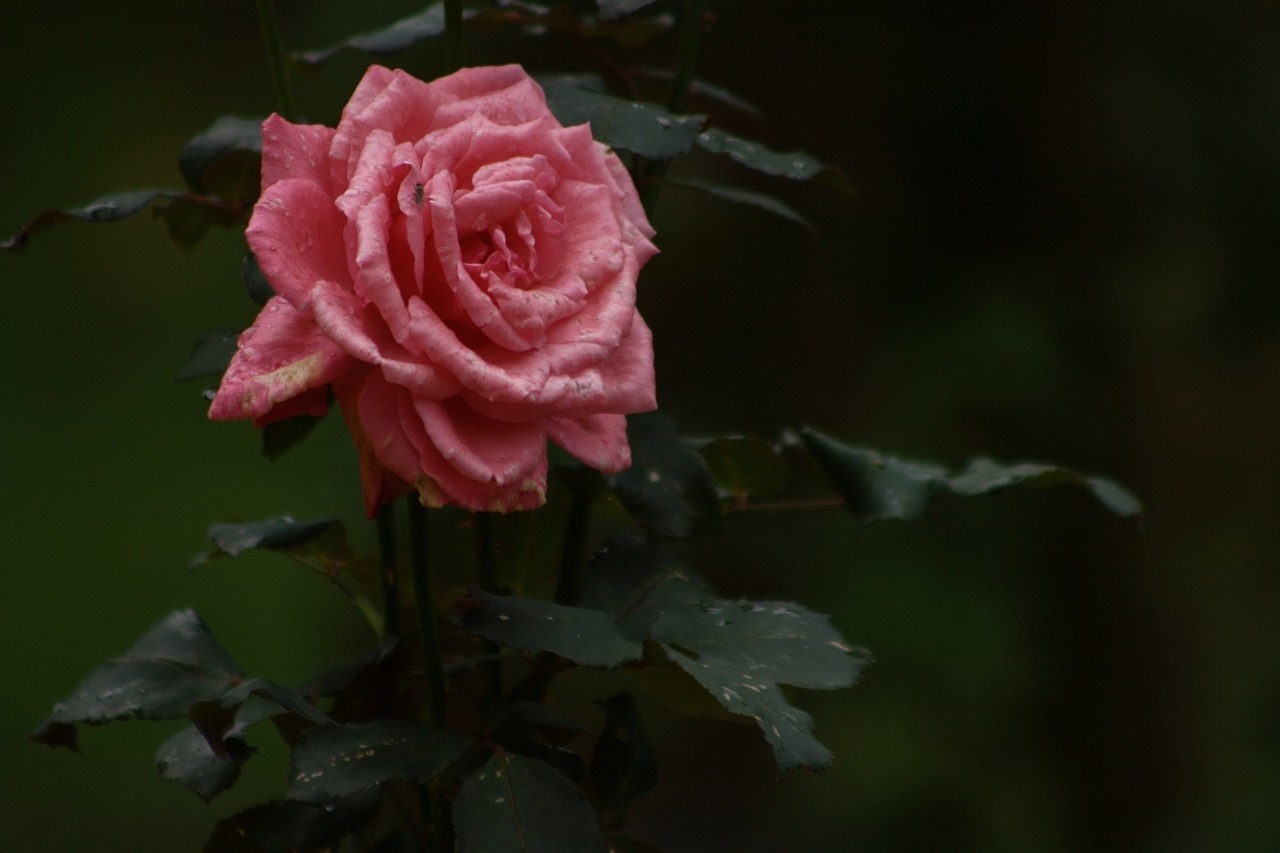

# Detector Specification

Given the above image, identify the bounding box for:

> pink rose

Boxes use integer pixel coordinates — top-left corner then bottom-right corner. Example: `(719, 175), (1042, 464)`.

(209, 65), (657, 515)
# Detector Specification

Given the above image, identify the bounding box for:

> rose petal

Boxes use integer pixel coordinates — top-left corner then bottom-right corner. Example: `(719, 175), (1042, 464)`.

(208, 296), (349, 424)
(335, 366), (412, 517)
(546, 413), (631, 473)
(406, 296), (550, 402)
(245, 180), (350, 307)
(261, 114), (336, 193)
(312, 280), (462, 398)
(416, 397), (547, 486)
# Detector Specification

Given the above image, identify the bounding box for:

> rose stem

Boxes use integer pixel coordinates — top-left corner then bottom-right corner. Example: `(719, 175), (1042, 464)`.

(443, 0), (466, 72)
(407, 497), (446, 850)
(473, 512), (503, 698)
(376, 503), (400, 639)
(554, 490), (592, 606)
(667, 0), (708, 115)
(639, 0), (709, 213)
(408, 497), (447, 728)
(253, 0), (298, 122)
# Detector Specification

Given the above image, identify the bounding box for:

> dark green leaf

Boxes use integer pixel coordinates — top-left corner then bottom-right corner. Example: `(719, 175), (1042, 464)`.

(698, 436), (788, 502)
(662, 177), (814, 230)
(206, 789), (382, 853)
(243, 252), (275, 306)
(155, 194), (243, 252)
(203, 516), (341, 558)
(590, 694), (657, 816)
(800, 430), (949, 528)
(262, 413), (326, 461)
(176, 331), (239, 381)
(32, 610), (244, 750)
(607, 412), (722, 539)
(947, 457), (1143, 517)
(155, 699), (278, 803)
(541, 81), (705, 160)
(801, 428), (1142, 526)
(287, 720), (471, 802)
(652, 599), (870, 770)
(2, 190), (240, 253)
(487, 698), (587, 741)
(578, 536), (715, 642)
(454, 752), (607, 853)
(597, 0), (661, 19)
(454, 590), (643, 668)
(636, 69), (764, 119)
(293, 3), (449, 66)
(696, 127), (856, 195)
(179, 116), (263, 202)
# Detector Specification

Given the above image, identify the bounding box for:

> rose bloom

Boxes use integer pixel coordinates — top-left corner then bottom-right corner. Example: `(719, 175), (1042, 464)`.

(209, 65), (657, 515)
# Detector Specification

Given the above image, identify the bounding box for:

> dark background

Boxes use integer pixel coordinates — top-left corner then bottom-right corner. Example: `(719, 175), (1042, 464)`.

(3, 2), (1279, 850)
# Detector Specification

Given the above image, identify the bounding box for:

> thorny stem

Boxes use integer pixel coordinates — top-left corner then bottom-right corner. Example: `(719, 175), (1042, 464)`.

(473, 513), (503, 698)
(639, 0), (709, 214)
(254, 0), (297, 121)
(555, 489), (593, 605)
(376, 504), (400, 639)
(407, 498), (447, 728)
(407, 497), (445, 851)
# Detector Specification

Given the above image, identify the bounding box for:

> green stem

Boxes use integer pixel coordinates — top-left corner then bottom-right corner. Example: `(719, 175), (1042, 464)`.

(555, 490), (593, 605)
(473, 513), (503, 698)
(254, 0), (297, 121)
(443, 0), (466, 73)
(376, 504), (400, 639)
(639, 0), (708, 214)
(408, 498), (447, 728)
(407, 497), (445, 851)
(667, 0), (708, 115)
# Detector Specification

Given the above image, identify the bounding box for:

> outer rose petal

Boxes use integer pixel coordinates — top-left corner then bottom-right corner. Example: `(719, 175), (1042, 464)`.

(208, 296), (349, 425)
(415, 397), (546, 486)
(245, 180), (350, 308)
(260, 114), (336, 193)
(546, 413), (631, 472)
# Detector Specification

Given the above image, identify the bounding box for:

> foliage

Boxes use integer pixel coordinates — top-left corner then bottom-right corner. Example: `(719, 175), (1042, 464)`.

(12, 1), (1140, 851)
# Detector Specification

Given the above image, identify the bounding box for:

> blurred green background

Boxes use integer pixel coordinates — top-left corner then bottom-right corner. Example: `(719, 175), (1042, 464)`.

(3, 2), (1279, 851)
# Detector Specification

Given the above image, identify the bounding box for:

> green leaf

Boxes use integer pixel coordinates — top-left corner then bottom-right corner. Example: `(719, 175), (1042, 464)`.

(454, 590), (643, 668)
(697, 436), (788, 503)
(31, 610), (325, 753)
(597, 0), (661, 19)
(206, 789), (382, 853)
(661, 177), (814, 230)
(947, 457), (1143, 517)
(590, 694), (657, 816)
(262, 413), (326, 461)
(2, 189), (241, 253)
(652, 600), (870, 770)
(32, 609), (242, 750)
(286, 720), (471, 802)
(635, 69), (764, 120)
(578, 535), (716, 642)
(541, 81), (705, 160)
(155, 699), (278, 803)
(293, 3), (448, 66)
(178, 116), (263, 203)
(800, 430), (949, 527)
(176, 331), (239, 381)
(800, 428), (1142, 527)
(454, 752), (607, 853)
(696, 127), (856, 195)
(155, 193), (245, 252)
(607, 412), (723, 540)
(201, 516), (341, 559)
